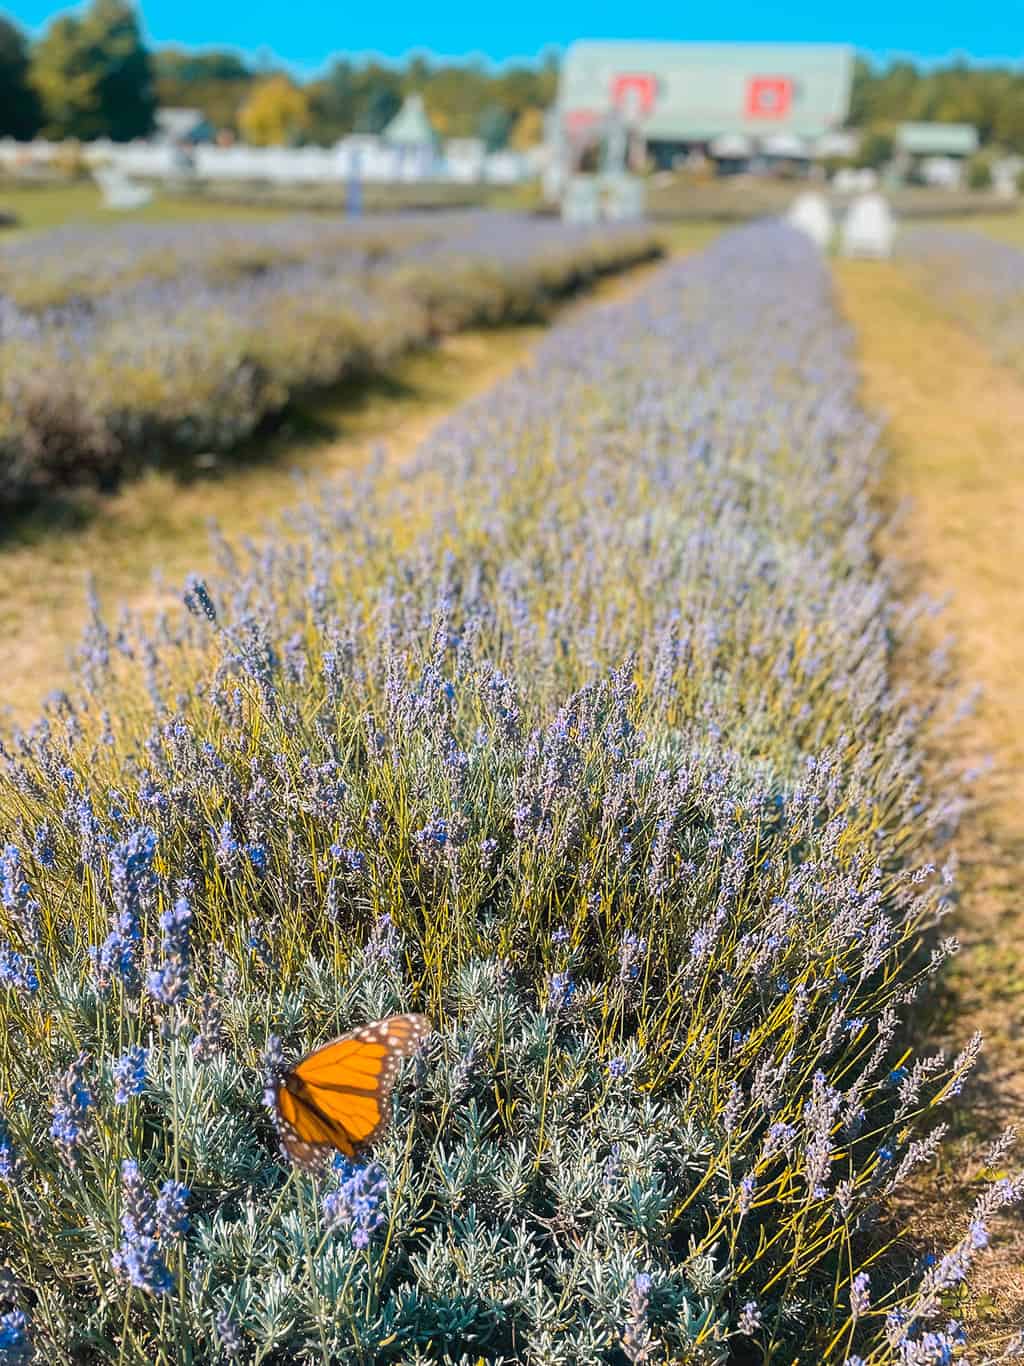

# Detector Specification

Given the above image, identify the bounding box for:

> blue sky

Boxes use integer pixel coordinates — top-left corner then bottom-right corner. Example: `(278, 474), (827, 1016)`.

(5, 0), (1021, 73)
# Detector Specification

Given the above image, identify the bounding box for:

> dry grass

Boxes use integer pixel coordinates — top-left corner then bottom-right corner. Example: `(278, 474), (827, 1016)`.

(835, 258), (1024, 1338)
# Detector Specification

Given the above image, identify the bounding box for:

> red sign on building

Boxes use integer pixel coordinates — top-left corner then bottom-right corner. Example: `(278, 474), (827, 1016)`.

(610, 73), (659, 120)
(746, 77), (794, 119)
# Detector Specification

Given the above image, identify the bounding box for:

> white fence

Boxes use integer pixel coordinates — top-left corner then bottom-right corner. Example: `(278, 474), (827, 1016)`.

(0, 136), (536, 186)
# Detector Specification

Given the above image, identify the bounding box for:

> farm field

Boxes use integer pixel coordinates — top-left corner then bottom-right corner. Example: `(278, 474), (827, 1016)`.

(0, 209), (662, 510)
(0, 208), (1023, 1362)
(0, 180), (297, 233)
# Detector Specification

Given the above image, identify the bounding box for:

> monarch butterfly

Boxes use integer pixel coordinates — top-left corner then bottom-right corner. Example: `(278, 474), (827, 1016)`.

(269, 1013), (432, 1170)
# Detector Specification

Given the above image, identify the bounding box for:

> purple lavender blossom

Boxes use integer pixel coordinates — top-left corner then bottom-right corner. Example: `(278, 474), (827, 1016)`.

(850, 1270), (871, 1318)
(322, 1158), (387, 1249)
(0, 1116), (17, 1184)
(111, 1159), (175, 1295)
(546, 971), (575, 1014)
(147, 896), (192, 1006)
(215, 1308), (244, 1358)
(191, 992), (224, 1063)
(112, 1046), (147, 1104)
(0, 846), (38, 945)
(50, 1054), (95, 1163)
(738, 1301), (762, 1335)
(621, 1272), (656, 1363)
(0, 1309), (30, 1364)
(0, 946), (38, 995)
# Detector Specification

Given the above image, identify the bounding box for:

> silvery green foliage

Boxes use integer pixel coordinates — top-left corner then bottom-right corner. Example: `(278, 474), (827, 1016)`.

(0, 223), (1019, 1363)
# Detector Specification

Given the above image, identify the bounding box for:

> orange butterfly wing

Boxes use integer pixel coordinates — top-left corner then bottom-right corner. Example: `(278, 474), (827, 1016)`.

(273, 1013), (431, 1170)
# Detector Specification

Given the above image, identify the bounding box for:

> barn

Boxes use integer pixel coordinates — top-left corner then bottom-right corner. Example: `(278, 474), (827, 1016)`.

(558, 40), (854, 169)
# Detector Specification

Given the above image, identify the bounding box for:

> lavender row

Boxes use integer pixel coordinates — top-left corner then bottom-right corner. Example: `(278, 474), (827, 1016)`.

(0, 223), (1016, 1364)
(898, 225), (1024, 369)
(0, 213), (661, 509)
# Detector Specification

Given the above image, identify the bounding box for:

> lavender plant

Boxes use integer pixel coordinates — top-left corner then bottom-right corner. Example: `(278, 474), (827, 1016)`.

(0, 223), (1017, 1363)
(0, 212), (660, 509)
(899, 225), (1024, 372)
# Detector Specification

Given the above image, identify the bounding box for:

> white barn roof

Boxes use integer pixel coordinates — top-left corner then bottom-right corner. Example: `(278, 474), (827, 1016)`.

(559, 41), (854, 143)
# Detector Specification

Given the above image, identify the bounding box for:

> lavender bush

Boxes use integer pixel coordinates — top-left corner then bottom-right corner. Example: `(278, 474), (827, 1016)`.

(0, 223), (1019, 1364)
(0, 212), (660, 508)
(899, 226), (1024, 371)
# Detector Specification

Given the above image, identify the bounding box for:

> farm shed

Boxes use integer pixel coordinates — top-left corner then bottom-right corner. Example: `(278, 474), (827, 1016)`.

(558, 40), (854, 167)
(894, 122), (979, 189)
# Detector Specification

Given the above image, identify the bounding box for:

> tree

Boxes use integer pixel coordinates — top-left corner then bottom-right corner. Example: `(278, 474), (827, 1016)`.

(308, 59), (360, 143)
(0, 15), (42, 139)
(30, 14), (104, 139)
(154, 47), (253, 133)
(477, 105), (512, 152)
(352, 72), (401, 133)
(238, 75), (311, 145)
(856, 128), (894, 170)
(82, 0), (156, 139)
(510, 106), (545, 151)
(30, 0), (154, 140)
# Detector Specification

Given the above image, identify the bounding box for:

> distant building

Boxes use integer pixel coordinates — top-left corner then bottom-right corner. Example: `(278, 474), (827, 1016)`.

(894, 123), (979, 189)
(895, 122), (979, 159)
(557, 40), (854, 172)
(153, 108), (215, 146)
(383, 95), (441, 179)
(444, 137), (487, 182)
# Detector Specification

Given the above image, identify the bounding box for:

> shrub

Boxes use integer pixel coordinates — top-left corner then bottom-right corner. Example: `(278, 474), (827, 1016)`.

(0, 213), (661, 509)
(0, 224), (1018, 1363)
(966, 156), (994, 192)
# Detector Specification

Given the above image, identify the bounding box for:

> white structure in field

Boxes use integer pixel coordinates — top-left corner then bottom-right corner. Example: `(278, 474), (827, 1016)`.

(561, 175), (601, 223)
(787, 191), (833, 249)
(444, 137), (487, 182)
(832, 166), (877, 194)
(840, 192), (894, 258)
(93, 166), (154, 209)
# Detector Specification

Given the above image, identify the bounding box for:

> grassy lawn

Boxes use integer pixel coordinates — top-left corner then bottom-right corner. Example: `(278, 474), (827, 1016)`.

(0, 179), (294, 233)
(834, 257), (1024, 1338)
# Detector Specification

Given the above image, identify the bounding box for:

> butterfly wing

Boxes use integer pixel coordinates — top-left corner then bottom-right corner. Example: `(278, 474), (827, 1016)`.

(274, 1013), (431, 1170)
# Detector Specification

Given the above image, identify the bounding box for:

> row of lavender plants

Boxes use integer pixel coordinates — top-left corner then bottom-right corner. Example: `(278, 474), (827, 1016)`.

(0, 222), (1020, 1365)
(0, 212), (660, 510)
(899, 225), (1024, 371)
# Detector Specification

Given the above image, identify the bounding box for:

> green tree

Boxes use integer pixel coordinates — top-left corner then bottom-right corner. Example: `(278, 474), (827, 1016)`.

(308, 59), (360, 143)
(30, 0), (154, 140)
(856, 127), (895, 170)
(0, 15), (42, 139)
(477, 104), (512, 152)
(83, 0), (156, 139)
(238, 75), (311, 145)
(154, 47), (253, 133)
(845, 56), (1024, 153)
(30, 14), (103, 139)
(355, 79), (402, 134)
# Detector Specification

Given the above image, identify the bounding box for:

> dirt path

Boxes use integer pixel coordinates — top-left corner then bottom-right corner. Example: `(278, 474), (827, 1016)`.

(834, 259), (1024, 1334)
(0, 259), (671, 729)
